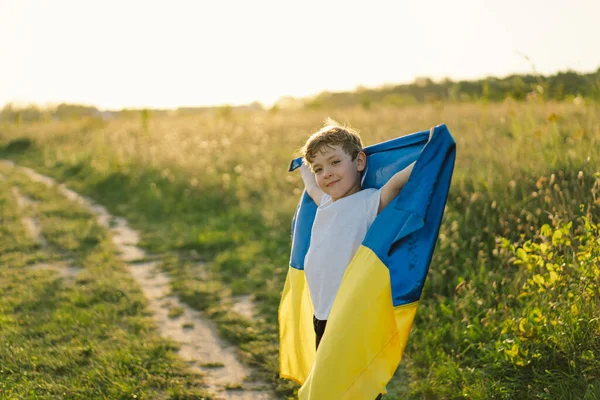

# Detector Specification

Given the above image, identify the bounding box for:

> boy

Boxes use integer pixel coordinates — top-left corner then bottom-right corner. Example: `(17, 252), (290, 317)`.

(299, 118), (416, 352)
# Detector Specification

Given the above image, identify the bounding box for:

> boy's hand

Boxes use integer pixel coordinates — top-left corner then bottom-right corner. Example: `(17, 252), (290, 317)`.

(299, 164), (314, 183)
(299, 163), (324, 206)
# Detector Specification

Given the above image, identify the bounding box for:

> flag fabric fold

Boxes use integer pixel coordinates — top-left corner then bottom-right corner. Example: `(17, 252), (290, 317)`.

(279, 124), (456, 399)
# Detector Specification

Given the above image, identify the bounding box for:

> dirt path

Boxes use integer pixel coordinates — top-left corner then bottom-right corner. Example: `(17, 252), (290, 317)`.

(9, 181), (82, 280)
(1, 160), (272, 400)
(11, 185), (47, 247)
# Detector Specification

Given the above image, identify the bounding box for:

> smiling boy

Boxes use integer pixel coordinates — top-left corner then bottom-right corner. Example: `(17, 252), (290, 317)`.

(298, 118), (416, 356)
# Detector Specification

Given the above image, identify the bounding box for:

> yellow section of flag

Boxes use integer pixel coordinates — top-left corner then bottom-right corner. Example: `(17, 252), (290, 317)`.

(279, 246), (418, 399)
(279, 266), (316, 385)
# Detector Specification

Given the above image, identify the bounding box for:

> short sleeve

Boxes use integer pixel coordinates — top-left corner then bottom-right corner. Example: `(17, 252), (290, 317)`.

(319, 193), (332, 208)
(365, 189), (381, 227)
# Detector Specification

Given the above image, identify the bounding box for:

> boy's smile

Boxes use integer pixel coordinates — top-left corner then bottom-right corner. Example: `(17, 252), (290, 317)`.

(310, 145), (366, 202)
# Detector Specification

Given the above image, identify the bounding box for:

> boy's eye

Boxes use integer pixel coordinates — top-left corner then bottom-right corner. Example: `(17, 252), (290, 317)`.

(332, 160), (340, 165)
(313, 168), (322, 173)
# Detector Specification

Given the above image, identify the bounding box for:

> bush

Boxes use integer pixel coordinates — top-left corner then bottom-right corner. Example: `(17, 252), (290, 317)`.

(491, 213), (600, 397)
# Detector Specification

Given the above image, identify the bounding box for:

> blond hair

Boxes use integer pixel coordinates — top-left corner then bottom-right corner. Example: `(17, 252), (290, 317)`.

(301, 118), (363, 164)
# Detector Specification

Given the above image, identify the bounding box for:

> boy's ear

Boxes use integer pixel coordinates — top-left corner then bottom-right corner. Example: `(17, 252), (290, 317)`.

(356, 151), (366, 172)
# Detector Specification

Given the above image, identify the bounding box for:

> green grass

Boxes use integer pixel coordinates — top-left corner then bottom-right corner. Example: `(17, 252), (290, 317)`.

(168, 307), (185, 319)
(200, 362), (224, 369)
(0, 166), (210, 399)
(1, 100), (599, 398)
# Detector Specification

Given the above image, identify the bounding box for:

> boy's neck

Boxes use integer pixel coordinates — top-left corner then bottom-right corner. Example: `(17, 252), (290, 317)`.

(331, 181), (362, 202)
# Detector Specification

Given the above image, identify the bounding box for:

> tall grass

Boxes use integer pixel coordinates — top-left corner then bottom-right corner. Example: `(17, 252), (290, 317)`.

(1, 100), (598, 398)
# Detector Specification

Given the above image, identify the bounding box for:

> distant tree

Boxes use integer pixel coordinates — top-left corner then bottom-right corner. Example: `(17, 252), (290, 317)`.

(382, 94), (418, 107)
(55, 103), (99, 119)
(281, 66), (600, 108)
(0, 103), (44, 122)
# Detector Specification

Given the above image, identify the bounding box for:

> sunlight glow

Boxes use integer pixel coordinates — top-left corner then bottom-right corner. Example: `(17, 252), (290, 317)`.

(1, 0), (599, 110)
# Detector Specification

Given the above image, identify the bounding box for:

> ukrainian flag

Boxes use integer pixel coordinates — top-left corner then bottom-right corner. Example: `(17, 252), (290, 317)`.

(279, 124), (456, 399)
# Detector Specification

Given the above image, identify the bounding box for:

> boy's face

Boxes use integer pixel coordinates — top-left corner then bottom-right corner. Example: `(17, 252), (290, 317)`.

(310, 145), (366, 201)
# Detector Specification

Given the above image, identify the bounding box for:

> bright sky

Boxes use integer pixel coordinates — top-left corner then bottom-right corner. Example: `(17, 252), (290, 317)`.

(1, 0), (599, 110)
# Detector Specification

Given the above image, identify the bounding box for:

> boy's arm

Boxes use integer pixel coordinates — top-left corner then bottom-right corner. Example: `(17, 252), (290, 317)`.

(378, 161), (416, 213)
(299, 164), (324, 206)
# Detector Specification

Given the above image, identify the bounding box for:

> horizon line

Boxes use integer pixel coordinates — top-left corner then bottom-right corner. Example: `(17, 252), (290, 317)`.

(3, 65), (598, 112)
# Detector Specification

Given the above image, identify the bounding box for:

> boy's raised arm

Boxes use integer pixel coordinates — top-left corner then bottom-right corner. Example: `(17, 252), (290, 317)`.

(299, 164), (324, 206)
(378, 161), (416, 213)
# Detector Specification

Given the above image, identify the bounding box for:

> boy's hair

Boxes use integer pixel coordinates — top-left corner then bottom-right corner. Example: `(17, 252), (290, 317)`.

(301, 118), (363, 164)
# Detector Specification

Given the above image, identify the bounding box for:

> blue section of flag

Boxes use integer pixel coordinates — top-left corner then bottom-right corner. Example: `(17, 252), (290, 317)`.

(289, 192), (317, 271)
(364, 125), (456, 306)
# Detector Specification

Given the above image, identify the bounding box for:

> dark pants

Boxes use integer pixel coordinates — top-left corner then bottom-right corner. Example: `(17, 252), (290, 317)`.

(313, 316), (383, 399)
(313, 315), (328, 350)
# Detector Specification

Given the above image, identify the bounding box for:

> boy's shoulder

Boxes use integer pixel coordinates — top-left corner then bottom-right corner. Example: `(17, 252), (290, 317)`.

(320, 188), (379, 210)
(360, 187), (379, 196)
(350, 187), (379, 198)
(355, 187), (380, 201)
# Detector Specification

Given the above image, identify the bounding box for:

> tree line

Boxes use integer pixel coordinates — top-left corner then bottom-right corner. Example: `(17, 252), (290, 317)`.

(301, 67), (600, 109)
(2, 67), (599, 122)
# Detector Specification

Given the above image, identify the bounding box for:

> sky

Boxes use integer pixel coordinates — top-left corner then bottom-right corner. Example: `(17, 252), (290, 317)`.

(1, 0), (599, 110)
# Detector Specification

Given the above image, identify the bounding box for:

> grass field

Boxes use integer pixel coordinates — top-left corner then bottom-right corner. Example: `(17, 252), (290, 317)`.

(1, 100), (599, 399)
(0, 164), (210, 399)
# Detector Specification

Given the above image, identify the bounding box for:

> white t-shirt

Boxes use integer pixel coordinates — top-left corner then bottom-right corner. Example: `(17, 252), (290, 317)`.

(304, 188), (381, 320)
